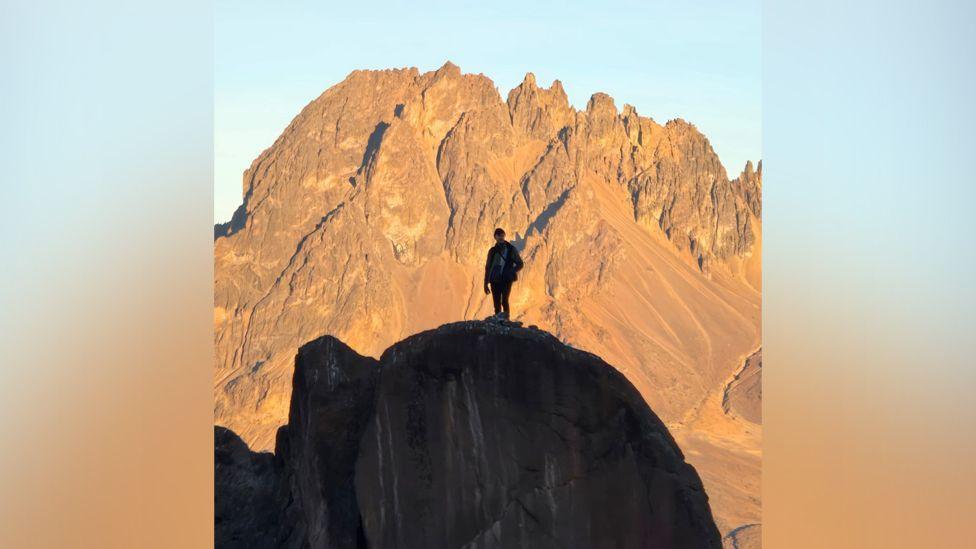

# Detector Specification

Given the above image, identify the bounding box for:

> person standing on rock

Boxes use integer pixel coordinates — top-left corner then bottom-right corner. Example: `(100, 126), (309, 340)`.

(483, 228), (524, 321)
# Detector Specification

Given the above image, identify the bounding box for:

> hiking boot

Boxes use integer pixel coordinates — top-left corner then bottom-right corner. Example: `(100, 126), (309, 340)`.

(499, 311), (510, 321)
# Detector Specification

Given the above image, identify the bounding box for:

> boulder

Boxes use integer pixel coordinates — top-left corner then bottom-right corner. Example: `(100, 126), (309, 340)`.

(215, 321), (722, 548)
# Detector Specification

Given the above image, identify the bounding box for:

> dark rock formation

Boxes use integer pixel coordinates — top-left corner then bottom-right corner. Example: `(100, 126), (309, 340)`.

(214, 427), (281, 548)
(216, 321), (722, 548)
(275, 337), (380, 548)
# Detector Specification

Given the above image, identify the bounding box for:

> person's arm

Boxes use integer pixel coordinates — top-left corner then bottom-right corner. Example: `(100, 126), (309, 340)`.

(512, 244), (524, 272)
(484, 248), (494, 290)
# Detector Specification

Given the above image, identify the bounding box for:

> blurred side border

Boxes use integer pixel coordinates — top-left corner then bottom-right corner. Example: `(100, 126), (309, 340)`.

(1, 1), (214, 547)
(764, 0), (975, 547)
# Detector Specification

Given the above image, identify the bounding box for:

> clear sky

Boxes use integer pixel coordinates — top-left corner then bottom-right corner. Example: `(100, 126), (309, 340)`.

(215, 0), (761, 222)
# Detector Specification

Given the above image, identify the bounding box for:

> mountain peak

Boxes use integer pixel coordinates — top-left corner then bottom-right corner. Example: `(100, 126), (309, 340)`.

(586, 91), (616, 112)
(437, 59), (460, 73)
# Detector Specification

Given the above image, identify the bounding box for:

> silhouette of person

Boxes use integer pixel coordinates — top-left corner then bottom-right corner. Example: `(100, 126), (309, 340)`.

(483, 228), (524, 320)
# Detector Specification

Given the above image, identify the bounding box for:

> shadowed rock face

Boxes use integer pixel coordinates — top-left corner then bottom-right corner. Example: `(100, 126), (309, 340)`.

(215, 321), (722, 549)
(214, 427), (281, 548)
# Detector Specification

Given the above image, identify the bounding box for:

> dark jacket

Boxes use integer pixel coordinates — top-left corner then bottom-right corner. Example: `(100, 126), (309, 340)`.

(484, 241), (524, 285)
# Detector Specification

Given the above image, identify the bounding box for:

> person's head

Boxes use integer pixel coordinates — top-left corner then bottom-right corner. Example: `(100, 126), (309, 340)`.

(493, 228), (506, 243)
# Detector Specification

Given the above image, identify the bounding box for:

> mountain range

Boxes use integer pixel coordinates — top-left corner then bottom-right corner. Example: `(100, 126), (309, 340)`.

(214, 62), (762, 546)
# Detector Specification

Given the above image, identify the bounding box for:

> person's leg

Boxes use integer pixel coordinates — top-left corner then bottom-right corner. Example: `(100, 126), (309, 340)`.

(490, 281), (502, 314)
(501, 281), (512, 316)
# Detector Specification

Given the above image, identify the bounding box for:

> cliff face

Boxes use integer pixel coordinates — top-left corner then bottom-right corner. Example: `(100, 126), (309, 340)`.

(214, 62), (761, 451)
(215, 322), (722, 549)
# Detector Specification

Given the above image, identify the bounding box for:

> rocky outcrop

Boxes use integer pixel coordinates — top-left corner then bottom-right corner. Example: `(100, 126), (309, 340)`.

(506, 73), (575, 141)
(722, 349), (762, 425)
(215, 321), (722, 548)
(214, 427), (281, 548)
(732, 161), (762, 219)
(723, 524), (761, 549)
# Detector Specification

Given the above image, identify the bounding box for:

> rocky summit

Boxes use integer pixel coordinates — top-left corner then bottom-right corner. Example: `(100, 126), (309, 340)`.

(214, 62), (761, 543)
(215, 321), (723, 549)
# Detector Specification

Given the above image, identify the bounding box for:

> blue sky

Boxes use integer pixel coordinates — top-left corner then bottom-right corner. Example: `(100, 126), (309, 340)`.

(215, 0), (761, 221)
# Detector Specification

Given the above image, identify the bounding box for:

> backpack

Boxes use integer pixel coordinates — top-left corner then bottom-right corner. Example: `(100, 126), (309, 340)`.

(490, 242), (519, 284)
